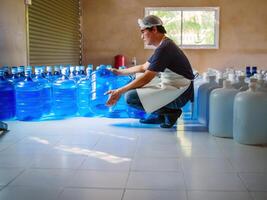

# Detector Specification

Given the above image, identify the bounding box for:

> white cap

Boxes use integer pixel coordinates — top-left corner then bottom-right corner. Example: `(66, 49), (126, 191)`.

(138, 15), (163, 29)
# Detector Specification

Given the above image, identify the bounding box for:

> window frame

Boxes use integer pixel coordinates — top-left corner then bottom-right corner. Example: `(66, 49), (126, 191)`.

(144, 7), (220, 49)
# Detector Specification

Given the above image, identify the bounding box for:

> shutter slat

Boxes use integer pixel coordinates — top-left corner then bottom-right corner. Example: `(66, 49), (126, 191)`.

(29, 0), (81, 66)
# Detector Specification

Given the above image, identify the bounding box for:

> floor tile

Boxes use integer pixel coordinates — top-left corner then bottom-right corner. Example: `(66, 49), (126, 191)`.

(30, 155), (86, 169)
(184, 171), (247, 191)
(135, 143), (181, 158)
(0, 186), (60, 200)
(0, 143), (13, 152)
(181, 157), (235, 173)
(0, 154), (34, 168)
(80, 156), (131, 171)
(123, 189), (187, 200)
(3, 118), (267, 199)
(93, 142), (136, 157)
(180, 145), (224, 158)
(59, 188), (123, 200)
(67, 170), (128, 188)
(126, 171), (185, 190)
(56, 134), (100, 147)
(250, 192), (267, 200)
(17, 135), (62, 145)
(47, 144), (96, 157)
(10, 169), (75, 189)
(219, 143), (267, 159)
(0, 133), (25, 144)
(131, 157), (180, 172)
(0, 168), (24, 186)
(229, 157), (267, 173)
(239, 173), (267, 191)
(176, 131), (218, 148)
(138, 134), (178, 146)
(187, 191), (252, 200)
(0, 144), (52, 156)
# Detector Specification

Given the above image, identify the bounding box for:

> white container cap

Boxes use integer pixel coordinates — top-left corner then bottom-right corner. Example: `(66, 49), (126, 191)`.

(249, 81), (257, 92)
(223, 80), (232, 89)
(228, 73), (235, 82)
(80, 66), (85, 70)
(61, 68), (67, 75)
(46, 66), (52, 72)
(250, 77), (258, 83)
(70, 66), (75, 72)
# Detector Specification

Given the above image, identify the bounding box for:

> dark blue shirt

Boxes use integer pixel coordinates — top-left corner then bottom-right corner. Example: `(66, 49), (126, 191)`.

(148, 38), (194, 80)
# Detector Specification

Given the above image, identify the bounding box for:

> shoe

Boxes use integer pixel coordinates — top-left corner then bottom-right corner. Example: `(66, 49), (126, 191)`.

(160, 109), (182, 128)
(139, 114), (164, 124)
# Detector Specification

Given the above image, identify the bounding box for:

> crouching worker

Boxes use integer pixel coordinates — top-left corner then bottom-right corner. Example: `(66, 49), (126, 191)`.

(106, 15), (194, 128)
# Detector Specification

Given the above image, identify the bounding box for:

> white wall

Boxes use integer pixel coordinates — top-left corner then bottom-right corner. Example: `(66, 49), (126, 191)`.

(0, 0), (27, 66)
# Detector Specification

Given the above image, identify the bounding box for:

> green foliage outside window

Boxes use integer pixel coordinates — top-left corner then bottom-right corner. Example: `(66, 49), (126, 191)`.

(146, 7), (219, 48)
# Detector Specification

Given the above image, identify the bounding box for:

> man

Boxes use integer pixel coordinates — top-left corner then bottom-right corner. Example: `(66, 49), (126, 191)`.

(106, 15), (194, 128)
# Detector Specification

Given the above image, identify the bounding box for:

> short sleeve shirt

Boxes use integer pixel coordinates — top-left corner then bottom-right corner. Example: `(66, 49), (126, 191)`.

(148, 38), (194, 80)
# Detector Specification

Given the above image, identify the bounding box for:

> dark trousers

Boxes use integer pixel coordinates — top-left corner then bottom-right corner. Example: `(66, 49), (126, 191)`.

(124, 81), (194, 114)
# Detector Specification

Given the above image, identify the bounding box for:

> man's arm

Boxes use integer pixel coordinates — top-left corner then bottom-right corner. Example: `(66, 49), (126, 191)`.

(110, 62), (150, 75)
(119, 70), (157, 92)
(105, 69), (157, 106)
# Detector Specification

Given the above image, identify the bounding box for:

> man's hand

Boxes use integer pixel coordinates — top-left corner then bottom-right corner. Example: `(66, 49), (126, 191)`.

(105, 89), (122, 106)
(109, 68), (123, 75)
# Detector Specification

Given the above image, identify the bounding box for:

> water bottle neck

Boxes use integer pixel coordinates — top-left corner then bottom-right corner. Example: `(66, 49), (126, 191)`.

(24, 70), (33, 81)
(0, 71), (5, 80)
(61, 75), (68, 80)
(46, 72), (53, 76)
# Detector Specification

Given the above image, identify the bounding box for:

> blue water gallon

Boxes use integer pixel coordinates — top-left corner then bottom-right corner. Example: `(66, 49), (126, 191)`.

(2, 66), (10, 78)
(15, 70), (43, 121)
(191, 72), (207, 120)
(127, 107), (147, 119)
(52, 68), (77, 117)
(79, 66), (86, 78)
(181, 101), (192, 120)
(45, 66), (54, 82)
(75, 66), (83, 80)
(8, 67), (20, 84)
(90, 65), (114, 116)
(197, 75), (220, 126)
(53, 66), (61, 81)
(17, 66), (25, 80)
(209, 80), (239, 138)
(246, 66), (251, 78)
(69, 66), (79, 83)
(77, 67), (94, 116)
(233, 82), (267, 145)
(33, 67), (52, 115)
(107, 68), (132, 118)
(232, 75), (248, 91)
(251, 66), (257, 76)
(0, 69), (16, 120)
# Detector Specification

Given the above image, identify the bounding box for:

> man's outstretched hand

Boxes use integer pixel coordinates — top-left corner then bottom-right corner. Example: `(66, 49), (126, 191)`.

(105, 89), (122, 106)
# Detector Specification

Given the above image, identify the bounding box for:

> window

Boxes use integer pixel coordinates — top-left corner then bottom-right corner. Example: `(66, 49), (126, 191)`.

(145, 7), (220, 49)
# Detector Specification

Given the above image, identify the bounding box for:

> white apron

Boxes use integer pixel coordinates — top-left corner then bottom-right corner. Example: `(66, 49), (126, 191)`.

(136, 69), (191, 113)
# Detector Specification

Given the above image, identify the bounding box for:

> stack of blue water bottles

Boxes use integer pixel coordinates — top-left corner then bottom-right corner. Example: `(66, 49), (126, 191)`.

(53, 67), (78, 118)
(15, 68), (44, 121)
(77, 65), (94, 117)
(0, 69), (16, 120)
(0, 64), (145, 121)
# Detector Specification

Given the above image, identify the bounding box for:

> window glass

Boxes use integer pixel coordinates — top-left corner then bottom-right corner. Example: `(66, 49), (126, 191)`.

(145, 7), (219, 49)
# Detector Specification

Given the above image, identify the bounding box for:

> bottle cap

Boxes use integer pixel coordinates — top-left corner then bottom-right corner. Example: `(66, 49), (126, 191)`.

(223, 80), (232, 89)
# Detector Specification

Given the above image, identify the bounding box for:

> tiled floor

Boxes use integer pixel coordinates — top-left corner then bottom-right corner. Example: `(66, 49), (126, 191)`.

(0, 117), (267, 200)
